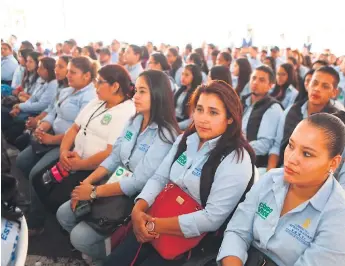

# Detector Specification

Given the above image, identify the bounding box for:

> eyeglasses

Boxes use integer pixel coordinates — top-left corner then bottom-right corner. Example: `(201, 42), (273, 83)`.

(95, 78), (108, 85)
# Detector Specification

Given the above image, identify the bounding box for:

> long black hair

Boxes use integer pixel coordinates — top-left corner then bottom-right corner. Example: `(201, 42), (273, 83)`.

(271, 63), (296, 101)
(194, 48), (209, 74)
(39, 57), (56, 82)
(174, 64), (203, 120)
(294, 69), (315, 103)
(138, 70), (181, 144)
(57, 55), (72, 87)
(235, 58), (252, 95)
(209, 65), (232, 86)
(22, 51), (41, 89)
(168, 48), (183, 79)
(173, 81), (255, 205)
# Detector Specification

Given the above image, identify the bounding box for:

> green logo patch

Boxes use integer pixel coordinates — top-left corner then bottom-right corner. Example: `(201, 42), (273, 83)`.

(176, 153), (187, 166)
(101, 114), (112, 125)
(257, 202), (273, 220)
(124, 131), (133, 141)
(115, 168), (124, 176)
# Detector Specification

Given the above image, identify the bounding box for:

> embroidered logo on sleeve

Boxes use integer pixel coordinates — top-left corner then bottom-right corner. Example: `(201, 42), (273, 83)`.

(256, 202), (273, 220)
(285, 223), (313, 245)
(176, 153), (187, 166)
(124, 131), (133, 141)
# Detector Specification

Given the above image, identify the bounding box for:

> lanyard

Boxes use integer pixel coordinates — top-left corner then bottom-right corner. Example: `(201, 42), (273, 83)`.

(83, 102), (108, 136)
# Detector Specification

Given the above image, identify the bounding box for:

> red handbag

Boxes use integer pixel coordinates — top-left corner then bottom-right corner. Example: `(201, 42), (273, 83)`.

(147, 182), (206, 260)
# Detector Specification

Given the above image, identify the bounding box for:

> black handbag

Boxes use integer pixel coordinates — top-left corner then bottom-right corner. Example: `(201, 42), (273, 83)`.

(1, 95), (19, 108)
(245, 246), (278, 266)
(30, 129), (57, 155)
(84, 195), (134, 235)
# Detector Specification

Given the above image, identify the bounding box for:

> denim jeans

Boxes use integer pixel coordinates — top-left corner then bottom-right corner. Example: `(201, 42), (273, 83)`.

(56, 200), (107, 261)
(16, 145), (60, 228)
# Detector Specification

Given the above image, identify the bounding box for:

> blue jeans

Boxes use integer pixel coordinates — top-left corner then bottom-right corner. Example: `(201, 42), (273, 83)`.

(16, 145), (60, 228)
(56, 200), (106, 261)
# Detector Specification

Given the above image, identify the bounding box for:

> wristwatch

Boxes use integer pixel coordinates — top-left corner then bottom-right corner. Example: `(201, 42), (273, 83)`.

(90, 186), (97, 200)
(146, 221), (155, 232)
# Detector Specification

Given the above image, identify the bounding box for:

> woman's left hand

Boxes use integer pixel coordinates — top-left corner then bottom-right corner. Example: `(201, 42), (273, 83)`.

(35, 131), (55, 145)
(71, 182), (93, 201)
(9, 108), (20, 117)
(68, 152), (85, 171)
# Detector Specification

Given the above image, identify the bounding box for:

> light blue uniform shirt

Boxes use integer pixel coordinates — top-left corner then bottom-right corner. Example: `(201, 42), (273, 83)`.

(125, 62), (144, 83)
(100, 114), (177, 197)
(299, 65), (310, 79)
(136, 132), (253, 238)
(217, 168), (345, 266)
(337, 149), (345, 189)
(337, 72), (345, 104)
(111, 52), (119, 63)
(42, 82), (96, 135)
(18, 79), (58, 113)
(248, 56), (262, 70)
(269, 101), (308, 157)
(43, 85), (67, 114)
(242, 96), (283, 156)
(239, 83), (251, 98)
(174, 66), (184, 88)
(232, 75), (238, 89)
(11, 65), (25, 89)
(1, 55), (18, 81)
(278, 85), (299, 109)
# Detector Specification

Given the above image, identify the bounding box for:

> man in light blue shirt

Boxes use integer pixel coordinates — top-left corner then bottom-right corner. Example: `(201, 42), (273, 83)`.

(1, 43), (18, 85)
(248, 46), (262, 70)
(242, 65), (283, 167)
(110, 39), (120, 63)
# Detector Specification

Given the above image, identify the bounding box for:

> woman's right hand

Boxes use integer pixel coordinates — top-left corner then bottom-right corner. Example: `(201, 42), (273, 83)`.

(70, 198), (78, 212)
(60, 150), (72, 171)
(131, 210), (158, 243)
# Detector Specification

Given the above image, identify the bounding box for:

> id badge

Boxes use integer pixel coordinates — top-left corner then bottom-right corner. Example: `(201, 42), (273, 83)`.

(107, 166), (133, 184)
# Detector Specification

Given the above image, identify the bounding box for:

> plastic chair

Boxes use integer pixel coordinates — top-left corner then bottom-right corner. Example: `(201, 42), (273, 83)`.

(15, 215), (28, 266)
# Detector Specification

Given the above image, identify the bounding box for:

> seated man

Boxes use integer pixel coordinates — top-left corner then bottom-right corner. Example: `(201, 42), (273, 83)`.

(241, 65), (284, 169)
(268, 66), (341, 170)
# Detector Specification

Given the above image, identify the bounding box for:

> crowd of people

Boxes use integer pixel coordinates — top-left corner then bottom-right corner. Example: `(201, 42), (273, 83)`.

(1, 35), (345, 266)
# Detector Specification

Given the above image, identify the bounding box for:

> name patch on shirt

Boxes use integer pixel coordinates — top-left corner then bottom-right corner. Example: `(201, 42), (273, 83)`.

(139, 143), (150, 152)
(256, 202), (273, 220)
(285, 223), (313, 246)
(176, 153), (187, 166)
(192, 167), (202, 177)
(125, 131), (133, 141)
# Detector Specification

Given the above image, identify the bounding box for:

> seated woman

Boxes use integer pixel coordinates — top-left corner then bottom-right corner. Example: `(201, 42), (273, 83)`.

(56, 70), (180, 264)
(147, 52), (178, 92)
(186, 52), (208, 84)
(167, 48), (183, 87)
(25, 56), (72, 132)
(233, 58), (252, 98)
(218, 113), (345, 266)
(11, 48), (33, 90)
(1, 51), (41, 128)
(1, 43), (18, 86)
(174, 64), (202, 130)
(81, 46), (98, 60)
(16, 56), (97, 232)
(28, 64), (136, 235)
(16, 51), (42, 102)
(270, 63), (299, 109)
(2, 57), (58, 143)
(208, 65), (232, 86)
(103, 80), (255, 266)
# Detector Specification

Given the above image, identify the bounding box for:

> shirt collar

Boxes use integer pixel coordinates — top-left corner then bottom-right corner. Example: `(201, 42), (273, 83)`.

(186, 132), (221, 152)
(73, 82), (95, 95)
(126, 62), (142, 71)
(301, 101), (309, 118)
(272, 169), (334, 212)
(132, 114), (158, 131)
(308, 175), (334, 211)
